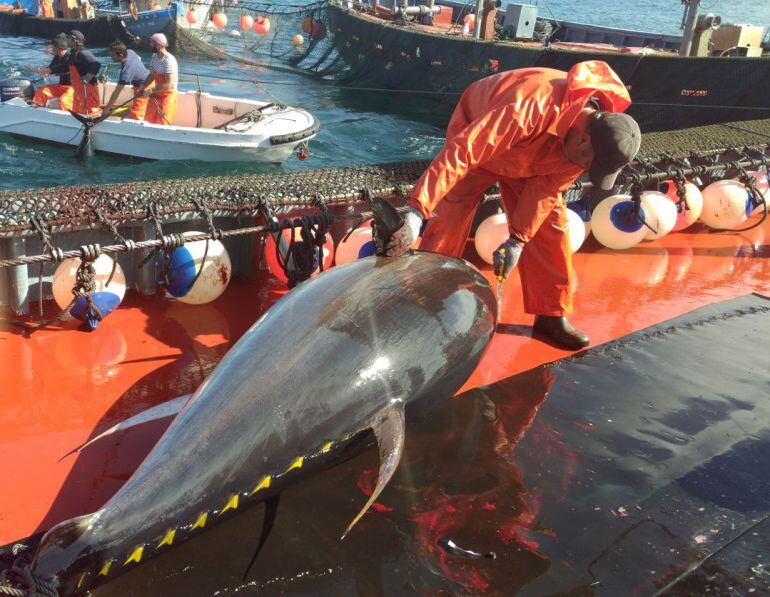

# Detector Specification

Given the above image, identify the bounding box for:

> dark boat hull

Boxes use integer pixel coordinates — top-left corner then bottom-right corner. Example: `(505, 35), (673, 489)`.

(327, 4), (770, 132)
(0, 8), (178, 49)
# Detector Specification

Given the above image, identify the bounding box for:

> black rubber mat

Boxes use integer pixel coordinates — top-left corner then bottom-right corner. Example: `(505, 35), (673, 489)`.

(97, 293), (770, 596)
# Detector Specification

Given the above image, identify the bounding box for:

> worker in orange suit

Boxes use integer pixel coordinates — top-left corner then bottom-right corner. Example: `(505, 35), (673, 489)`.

(384, 61), (641, 350)
(103, 40), (151, 120)
(27, 34), (73, 111)
(66, 30), (102, 116)
(38, 0), (54, 18)
(139, 33), (179, 126)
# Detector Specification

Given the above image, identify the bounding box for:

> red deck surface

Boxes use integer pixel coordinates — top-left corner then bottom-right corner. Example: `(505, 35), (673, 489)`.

(0, 220), (768, 545)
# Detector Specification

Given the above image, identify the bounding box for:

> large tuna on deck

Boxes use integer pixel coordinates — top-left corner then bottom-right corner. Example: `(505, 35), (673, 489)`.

(30, 251), (496, 594)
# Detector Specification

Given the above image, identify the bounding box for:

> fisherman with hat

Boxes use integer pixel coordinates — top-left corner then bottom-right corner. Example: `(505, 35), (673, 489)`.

(138, 33), (179, 126)
(384, 61), (641, 350)
(25, 34), (73, 111)
(66, 30), (102, 116)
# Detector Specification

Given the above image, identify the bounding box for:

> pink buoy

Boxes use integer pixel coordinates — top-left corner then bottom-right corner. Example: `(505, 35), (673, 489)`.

(185, 10), (197, 24)
(253, 15), (270, 34)
(265, 227), (334, 284)
(211, 12), (227, 29)
(661, 180), (703, 231)
(474, 213), (509, 265)
(335, 226), (376, 265)
(239, 14), (254, 30)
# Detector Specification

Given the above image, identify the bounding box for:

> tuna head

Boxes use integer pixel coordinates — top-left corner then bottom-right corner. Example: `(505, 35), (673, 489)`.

(31, 251), (496, 594)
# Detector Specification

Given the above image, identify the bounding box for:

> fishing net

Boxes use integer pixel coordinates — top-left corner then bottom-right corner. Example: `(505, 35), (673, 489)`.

(175, 0), (346, 78)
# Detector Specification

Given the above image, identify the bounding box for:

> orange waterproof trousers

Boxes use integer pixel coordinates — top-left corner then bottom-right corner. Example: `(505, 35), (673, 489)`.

(129, 85), (150, 120)
(144, 74), (177, 125)
(32, 84), (73, 111)
(69, 66), (101, 116)
(419, 172), (573, 316)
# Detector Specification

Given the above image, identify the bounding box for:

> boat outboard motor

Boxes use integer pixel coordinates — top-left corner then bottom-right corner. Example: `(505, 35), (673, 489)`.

(0, 78), (35, 103)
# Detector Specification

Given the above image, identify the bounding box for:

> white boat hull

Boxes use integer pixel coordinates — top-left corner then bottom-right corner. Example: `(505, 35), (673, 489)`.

(0, 85), (318, 163)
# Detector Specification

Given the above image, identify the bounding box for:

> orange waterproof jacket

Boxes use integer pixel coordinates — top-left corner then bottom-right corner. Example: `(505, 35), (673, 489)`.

(409, 61), (631, 241)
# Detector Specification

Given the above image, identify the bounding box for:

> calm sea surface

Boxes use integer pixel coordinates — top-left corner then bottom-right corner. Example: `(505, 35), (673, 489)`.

(1, 0), (768, 190)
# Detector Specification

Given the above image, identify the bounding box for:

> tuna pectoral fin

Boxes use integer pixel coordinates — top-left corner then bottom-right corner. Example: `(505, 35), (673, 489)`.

(342, 401), (406, 539)
(61, 394), (191, 459)
(242, 494), (281, 581)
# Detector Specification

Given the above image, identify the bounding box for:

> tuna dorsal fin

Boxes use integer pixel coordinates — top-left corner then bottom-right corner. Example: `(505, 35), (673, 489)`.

(342, 401), (405, 539)
(61, 394), (191, 459)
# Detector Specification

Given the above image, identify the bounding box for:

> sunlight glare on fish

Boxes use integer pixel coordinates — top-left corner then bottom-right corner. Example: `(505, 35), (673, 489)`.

(355, 356), (391, 387)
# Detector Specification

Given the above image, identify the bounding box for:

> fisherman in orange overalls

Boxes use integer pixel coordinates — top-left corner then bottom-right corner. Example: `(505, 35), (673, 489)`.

(66, 30), (102, 116)
(384, 61), (641, 350)
(138, 33), (178, 126)
(27, 34), (73, 110)
(103, 40), (151, 120)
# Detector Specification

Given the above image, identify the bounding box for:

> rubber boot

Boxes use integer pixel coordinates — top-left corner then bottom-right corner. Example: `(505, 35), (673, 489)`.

(532, 315), (590, 350)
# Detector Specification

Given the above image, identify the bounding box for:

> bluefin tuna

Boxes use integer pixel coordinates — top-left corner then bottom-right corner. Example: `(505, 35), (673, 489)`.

(30, 251), (496, 594)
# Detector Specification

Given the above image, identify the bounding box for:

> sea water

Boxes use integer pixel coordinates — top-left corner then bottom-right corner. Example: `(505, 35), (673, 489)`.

(0, 1), (767, 189)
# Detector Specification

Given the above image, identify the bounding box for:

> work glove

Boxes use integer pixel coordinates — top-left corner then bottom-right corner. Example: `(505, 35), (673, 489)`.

(492, 236), (524, 280)
(383, 206), (424, 257)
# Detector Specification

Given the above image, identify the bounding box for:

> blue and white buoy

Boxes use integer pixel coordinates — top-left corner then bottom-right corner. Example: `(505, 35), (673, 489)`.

(591, 194), (647, 250)
(165, 231), (231, 305)
(52, 254), (126, 330)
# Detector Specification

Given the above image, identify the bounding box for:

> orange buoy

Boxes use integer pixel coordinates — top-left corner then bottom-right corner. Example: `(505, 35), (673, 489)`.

(211, 12), (228, 29)
(292, 33), (304, 48)
(253, 15), (270, 34)
(463, 13), (475, 28)
(310, 21), (326, 41)
(149, 4), (161, 10)
(185, 9), (197, 24)
(239, 14), (254, 30)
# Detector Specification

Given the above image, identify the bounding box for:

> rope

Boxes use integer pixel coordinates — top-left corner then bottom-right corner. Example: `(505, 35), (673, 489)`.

(0, 206), (413, 269)
(0, 545), (58, 597)
(30, 216), (64, 319)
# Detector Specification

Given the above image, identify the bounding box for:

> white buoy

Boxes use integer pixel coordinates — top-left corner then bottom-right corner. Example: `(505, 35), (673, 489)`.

(591, 194), (647, 250)
(52, 254), (126, 329)
(566, 208), (587, 253)
(567, 198), (592, 237)
(641, 191), (678, 240)
(474, 213), (509, 265)
(661, 180), (703, 231)
(335, 226), (375, 265)
(700, 180), (753, 229)
(166, 231), (231, 305)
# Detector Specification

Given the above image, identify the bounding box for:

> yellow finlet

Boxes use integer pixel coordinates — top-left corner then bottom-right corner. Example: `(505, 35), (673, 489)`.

(157, 529), (176, 548)
(286, 456), (304, 472)
(221, 494), (239, 513)
(77, 573), (85, 588)
(124, 545), (144, 566)
(319, 441), (333, 454)
(192, 511), (208, 530)
(250, 475), (271, 495)
(98, 560), (113, 576)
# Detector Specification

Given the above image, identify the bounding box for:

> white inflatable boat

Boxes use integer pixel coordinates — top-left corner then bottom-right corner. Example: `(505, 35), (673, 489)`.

(0, 80), (319, 163)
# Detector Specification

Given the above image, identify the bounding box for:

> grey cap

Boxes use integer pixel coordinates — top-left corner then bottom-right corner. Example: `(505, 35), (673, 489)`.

(51, 33), (67, 50)
(588, 112), (641, 191)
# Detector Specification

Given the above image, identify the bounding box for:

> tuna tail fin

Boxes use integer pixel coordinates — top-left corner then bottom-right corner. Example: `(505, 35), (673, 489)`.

(31, 512), (96, 581)
(342, 401), (405, 539)
(242, 494), (281, 581)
